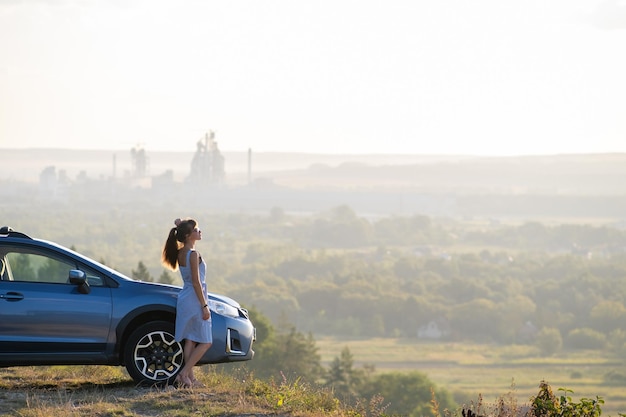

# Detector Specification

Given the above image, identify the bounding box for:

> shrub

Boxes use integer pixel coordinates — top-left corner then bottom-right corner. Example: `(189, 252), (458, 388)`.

(530, 380), (604, 417)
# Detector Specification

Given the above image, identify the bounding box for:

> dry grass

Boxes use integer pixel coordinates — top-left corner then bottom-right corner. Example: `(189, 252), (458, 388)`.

(0, 365), (339, 417)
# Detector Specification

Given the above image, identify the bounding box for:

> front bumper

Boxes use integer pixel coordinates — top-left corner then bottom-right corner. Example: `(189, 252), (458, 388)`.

(199, 312), (255, 364)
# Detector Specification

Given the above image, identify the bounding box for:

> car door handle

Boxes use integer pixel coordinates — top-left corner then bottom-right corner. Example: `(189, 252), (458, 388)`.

(0, 292), (24, 301)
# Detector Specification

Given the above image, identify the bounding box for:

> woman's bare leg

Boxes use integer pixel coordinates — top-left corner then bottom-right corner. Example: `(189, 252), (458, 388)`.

(177, 340), (212, 387)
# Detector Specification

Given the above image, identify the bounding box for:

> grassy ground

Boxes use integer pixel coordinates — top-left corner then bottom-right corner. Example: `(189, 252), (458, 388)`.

(0, 365), (340, 417)
(316, 337), (626, 416)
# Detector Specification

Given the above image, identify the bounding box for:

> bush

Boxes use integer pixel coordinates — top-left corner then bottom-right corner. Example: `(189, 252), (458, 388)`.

(530, 380), (604, 417)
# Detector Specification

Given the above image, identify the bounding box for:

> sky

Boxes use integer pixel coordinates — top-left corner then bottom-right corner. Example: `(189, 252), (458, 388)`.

(1, 0), (625, 156)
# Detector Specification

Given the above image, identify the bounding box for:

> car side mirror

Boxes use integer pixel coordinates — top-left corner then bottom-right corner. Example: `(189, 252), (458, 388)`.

(68, 269), (91, 294)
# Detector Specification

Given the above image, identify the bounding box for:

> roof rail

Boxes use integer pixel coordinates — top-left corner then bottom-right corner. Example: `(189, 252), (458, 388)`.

(0, 226), (31, 239)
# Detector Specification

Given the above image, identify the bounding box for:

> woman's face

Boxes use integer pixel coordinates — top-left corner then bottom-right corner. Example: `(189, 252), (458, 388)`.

(189, 226), (202, 241)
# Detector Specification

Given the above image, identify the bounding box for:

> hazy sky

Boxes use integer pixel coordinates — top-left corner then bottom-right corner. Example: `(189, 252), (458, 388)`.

(1, 0), (625, 155)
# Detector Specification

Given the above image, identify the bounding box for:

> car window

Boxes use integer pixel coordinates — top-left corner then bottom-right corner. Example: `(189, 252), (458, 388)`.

(1, 247), (106, 287)
(5, 252), (75, 284)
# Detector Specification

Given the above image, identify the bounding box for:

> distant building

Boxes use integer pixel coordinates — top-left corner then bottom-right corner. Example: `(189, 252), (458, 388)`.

(38, 166), (70, 199)
(188, 131), (225, 185)
(131, 146), (148, 178)
(417, 318), (451, 340)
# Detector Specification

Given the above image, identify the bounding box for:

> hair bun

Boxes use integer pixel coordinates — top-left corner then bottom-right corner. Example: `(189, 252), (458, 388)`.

(174, 218), (182, 226)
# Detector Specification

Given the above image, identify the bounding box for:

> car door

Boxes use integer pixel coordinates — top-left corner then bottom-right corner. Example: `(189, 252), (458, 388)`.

(0, 245), (113, 362)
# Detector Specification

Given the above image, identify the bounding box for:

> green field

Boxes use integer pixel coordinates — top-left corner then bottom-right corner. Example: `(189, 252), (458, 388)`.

(316, 337), (626, 416)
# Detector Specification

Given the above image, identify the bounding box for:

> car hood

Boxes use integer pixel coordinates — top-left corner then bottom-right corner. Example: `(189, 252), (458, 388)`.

(130, 280), (241, 308)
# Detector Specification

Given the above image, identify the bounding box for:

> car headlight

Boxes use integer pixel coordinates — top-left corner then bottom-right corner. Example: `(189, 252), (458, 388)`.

(209, 300), (240, 318)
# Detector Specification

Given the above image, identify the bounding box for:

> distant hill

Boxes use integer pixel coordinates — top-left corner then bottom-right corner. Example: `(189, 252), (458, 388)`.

(2, 149), (626, 220)
(268, 153), (626, 195)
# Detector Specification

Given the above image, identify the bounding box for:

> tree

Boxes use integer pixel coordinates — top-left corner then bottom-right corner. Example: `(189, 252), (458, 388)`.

(240, 309), (323, 384)
(359, 371), (456, 417)
(236, 307), (277, 379)
(566, 328), (607, 350)
(267, 325), (323, 383)
(158, 269), (176, 285)
(449, 298), (500, 341)
(324, 346), (369, 402)
(590, 301), (626, 333)
(535, 327), (563, 356)
(310, 205), (373, 247)
(132, 261), (153, 282)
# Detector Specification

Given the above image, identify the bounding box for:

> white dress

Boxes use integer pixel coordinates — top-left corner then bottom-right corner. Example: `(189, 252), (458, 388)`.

(175, 249), (212, 343)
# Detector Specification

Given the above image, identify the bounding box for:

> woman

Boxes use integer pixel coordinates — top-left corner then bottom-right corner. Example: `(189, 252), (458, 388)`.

(162, 218), (212, 387)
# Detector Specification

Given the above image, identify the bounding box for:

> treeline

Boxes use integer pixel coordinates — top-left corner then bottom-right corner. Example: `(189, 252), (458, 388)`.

(5, 204), (626, 351)
(227, 244), (626, 350)
(196, 206), (626, 353)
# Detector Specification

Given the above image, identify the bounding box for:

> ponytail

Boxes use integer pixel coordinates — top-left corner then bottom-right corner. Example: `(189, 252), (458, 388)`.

(162, 227), (179, 270)
(161, 218), (198, 270)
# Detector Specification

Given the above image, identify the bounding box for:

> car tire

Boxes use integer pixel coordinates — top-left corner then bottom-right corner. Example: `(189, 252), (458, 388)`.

(123, 320), (183, 386)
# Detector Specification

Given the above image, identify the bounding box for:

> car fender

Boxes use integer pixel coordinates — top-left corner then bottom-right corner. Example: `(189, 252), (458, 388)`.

(114, 303), (177, 358)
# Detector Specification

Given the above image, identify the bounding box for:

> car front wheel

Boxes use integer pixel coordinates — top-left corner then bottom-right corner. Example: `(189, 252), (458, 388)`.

(123, 320), (183, 385)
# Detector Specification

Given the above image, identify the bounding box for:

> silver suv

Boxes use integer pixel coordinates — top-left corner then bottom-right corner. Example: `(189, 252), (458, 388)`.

(0, 227), (255, 385)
